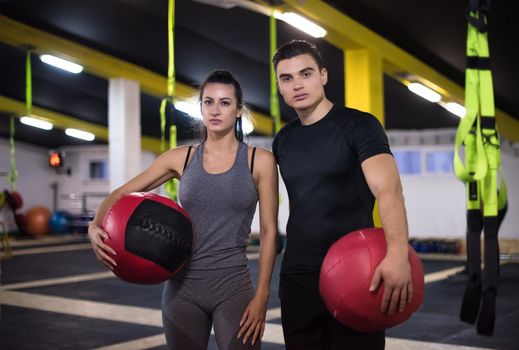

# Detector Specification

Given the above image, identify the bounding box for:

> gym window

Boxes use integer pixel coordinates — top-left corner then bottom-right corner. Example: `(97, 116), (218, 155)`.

(426, 150), (454, 174)
(393, 150), (421, 175)
(89, 160), (109, 180)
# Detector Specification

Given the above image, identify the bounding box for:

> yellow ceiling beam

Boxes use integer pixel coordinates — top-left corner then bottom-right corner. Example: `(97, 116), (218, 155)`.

(280, 0), (519, 142)
(0, 96), (163, 153)
(0, 15), (275, 136)
(495, 110), (519, 143)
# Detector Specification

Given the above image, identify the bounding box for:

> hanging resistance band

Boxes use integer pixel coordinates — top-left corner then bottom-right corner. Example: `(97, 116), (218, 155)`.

(454, 0), (507, 336)
(270, 14), (285, 254)
(160, 0), (178, 200)
(164, 125), (178, 199)
(7, 51), (32, 191)
(7, 116), (17, 192)
(270, 14), (281, 135)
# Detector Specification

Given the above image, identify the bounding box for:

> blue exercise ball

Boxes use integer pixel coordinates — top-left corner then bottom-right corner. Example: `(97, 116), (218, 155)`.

(50, 211), (72, 235)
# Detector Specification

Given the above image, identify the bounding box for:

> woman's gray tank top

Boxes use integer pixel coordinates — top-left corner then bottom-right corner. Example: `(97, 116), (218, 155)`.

(178, 142), (258, 274)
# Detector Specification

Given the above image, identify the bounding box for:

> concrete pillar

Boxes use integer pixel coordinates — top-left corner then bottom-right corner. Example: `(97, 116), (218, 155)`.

(108, 78), (141, 191)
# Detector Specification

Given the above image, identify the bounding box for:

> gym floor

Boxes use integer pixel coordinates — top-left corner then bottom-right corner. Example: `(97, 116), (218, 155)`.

(1, 236), (518, 350)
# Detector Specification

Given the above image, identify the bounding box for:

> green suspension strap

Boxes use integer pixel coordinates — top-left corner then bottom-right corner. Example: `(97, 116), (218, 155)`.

(164, 125), (178, 199)
(160, 0), (175, 152)
(7, 116), (17, 192)
(270, 14), (281, 135)
(456, 0), (508, 336)
(6, 51), (32, 191)
(270, 14), (284, 254)
(160, 0), (178, 200)
(26, 51), (33, 118)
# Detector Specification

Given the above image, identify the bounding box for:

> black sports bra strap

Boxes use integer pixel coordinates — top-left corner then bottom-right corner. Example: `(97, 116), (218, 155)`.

(250, 147), (257, 174)
(183, 146), (193, 172)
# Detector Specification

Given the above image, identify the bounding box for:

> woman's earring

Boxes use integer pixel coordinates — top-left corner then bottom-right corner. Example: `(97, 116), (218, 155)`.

(235, 117), (243, 142)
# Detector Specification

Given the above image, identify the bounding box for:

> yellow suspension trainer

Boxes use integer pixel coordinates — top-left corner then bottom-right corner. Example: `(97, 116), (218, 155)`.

(454, 0), (508, 336)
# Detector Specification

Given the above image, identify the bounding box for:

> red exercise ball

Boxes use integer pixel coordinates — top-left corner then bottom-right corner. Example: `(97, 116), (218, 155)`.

(319, 227), (425, 332)
(0, 191), (5, 210)
(15, 213), (27, 231)
(25, 206), (52, 236)
(102, 192), (193, 285)
(10, 191), (23, 210)
(4, 190), (23, 211)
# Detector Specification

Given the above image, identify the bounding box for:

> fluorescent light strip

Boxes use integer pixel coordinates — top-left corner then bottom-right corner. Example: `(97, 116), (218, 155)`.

(174, 101), (202, 119)
(65, 128), (95, 141)
(444, 102), (466, 118)
(40, 54), (83, 74)
(174, 101), (193, 114)
(407, 83), (441, 103)
(20, 116), (53, 130)
(242, 118), (254, 135)
(275, 12), (327, 38)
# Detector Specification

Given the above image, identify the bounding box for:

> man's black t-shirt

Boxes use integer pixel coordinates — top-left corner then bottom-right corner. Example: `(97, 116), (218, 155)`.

(273, 105), (392, 275)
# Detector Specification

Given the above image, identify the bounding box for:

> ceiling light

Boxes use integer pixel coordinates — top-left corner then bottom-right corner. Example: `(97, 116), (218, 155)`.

(190, 0), (239, 9)
(274, 12), (327, 38)
(242, 118), (254, 135)
(443, 102), (466, 118)
(40, 54), (83, 74)
(407, 83), (441, 103)
(20, 116), (53, 130)
(175, 101), (202, 119)
(65, 128), (95, 141)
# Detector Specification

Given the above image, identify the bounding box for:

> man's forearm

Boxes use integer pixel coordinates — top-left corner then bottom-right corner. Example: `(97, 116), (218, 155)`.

(377, 189), (409, 254)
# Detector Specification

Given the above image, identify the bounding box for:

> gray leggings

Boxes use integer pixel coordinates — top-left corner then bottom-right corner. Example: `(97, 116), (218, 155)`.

(162, 267), (261, 350)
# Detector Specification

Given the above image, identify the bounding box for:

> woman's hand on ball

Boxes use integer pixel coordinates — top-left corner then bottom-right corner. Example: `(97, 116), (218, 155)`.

(88, 223), (117, 270)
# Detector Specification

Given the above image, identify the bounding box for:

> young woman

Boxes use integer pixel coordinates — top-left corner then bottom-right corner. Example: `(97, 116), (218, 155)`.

(88, 70), (278, 349)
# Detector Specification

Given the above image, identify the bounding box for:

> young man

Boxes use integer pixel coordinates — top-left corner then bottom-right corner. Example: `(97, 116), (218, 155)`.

(272, 40), (412, 349)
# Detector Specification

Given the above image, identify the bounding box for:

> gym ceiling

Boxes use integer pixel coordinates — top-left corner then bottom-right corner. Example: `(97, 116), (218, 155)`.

(0, 0), (517, 151)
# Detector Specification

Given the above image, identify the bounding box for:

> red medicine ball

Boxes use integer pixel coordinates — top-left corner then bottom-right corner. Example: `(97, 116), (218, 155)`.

(102, 192), (193, 284)
(319, 227), (424, 332)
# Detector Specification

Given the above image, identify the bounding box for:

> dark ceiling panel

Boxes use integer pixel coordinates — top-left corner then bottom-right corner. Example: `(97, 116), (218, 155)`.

(0, 0), (167, 73)
(0, 43), (107, 100)
(176, 1), (271, 66)
(0, 0), (345, 117)
(0, 0), (516, 150)
(384, 76), (460, 130)
(0, 42), (197, 140)
(140, 93), (200, 140)
(0, 43), (108, 125)
(324, 0), (519, 120)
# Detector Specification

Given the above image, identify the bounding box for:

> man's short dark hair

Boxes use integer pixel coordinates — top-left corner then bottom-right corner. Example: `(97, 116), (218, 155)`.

(272, 40), (324, 71)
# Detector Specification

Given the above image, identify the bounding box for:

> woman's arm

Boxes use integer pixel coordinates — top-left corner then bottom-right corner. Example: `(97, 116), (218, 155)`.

(238, 148), (278, 346)
(88, 146), (191, 268)
(253, 149), (278, 300)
